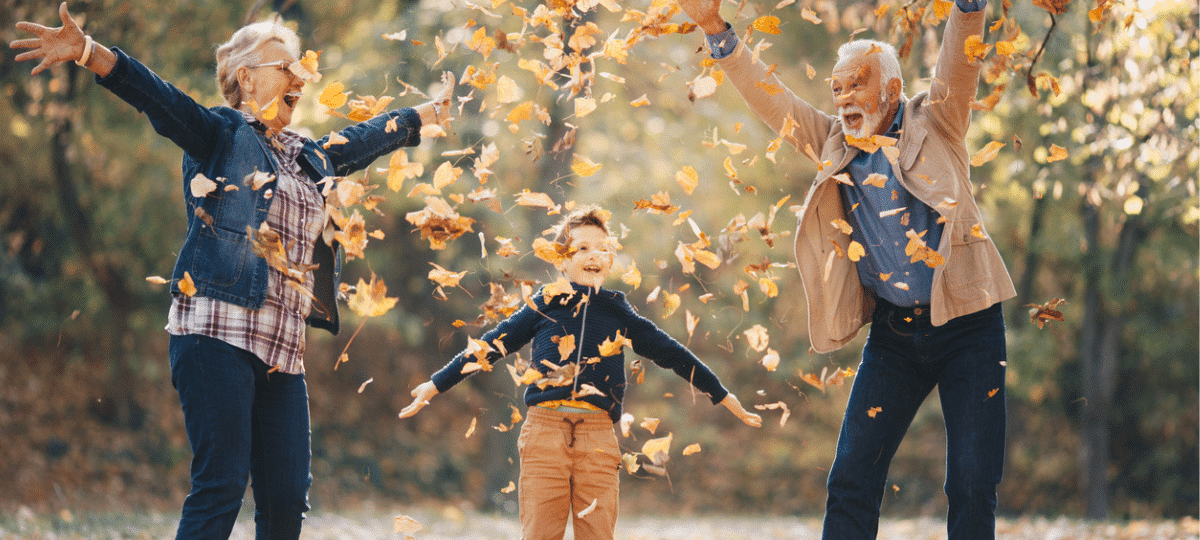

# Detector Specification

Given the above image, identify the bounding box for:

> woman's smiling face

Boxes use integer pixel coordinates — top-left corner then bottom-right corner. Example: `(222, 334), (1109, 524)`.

(239, 40), (304, 130)
(557, 225), (614, 289)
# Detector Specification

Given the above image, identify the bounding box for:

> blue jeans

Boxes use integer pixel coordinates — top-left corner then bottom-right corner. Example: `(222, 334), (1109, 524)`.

(822, 301), (1006, 540)
(169, 334), (312, 540)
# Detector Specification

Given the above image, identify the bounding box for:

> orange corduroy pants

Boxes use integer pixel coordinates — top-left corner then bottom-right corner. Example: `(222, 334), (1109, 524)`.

(518, 405), (621, 540)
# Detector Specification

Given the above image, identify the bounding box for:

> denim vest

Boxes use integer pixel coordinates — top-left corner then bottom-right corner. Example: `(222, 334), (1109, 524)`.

(97, 47), (423, 335)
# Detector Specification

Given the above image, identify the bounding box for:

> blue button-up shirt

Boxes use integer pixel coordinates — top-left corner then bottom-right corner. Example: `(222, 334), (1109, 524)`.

(837, 103), (942, 306)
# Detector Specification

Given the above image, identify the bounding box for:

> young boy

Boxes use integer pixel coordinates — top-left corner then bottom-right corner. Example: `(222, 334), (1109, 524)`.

(399, 205), (761, 540)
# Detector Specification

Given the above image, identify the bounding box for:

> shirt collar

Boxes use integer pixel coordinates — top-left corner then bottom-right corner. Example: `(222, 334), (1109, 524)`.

(885, 101), (905, 137)
(237, 109), (304, 152)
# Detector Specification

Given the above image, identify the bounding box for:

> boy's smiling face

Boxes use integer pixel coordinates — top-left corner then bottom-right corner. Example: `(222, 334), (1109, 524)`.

(557, 224), (614, 289)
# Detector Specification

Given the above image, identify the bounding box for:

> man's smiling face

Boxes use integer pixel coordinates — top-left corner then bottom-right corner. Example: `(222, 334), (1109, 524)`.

(831, 53), (891, 139)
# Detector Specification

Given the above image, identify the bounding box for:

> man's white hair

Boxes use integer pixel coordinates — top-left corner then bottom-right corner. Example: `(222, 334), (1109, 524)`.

(836, 39), (905, 100)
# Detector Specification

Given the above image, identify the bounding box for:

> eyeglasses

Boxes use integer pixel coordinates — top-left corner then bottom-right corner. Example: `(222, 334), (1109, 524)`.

(247, 60), (297, 78)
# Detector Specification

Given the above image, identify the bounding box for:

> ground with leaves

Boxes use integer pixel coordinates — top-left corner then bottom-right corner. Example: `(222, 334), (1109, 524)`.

(1, 508), (1197, 540)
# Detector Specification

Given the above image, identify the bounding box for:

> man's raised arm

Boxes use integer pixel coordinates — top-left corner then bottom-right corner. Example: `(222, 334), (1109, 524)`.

(927, 0), (989, 140)
(677, 0), (836, 156)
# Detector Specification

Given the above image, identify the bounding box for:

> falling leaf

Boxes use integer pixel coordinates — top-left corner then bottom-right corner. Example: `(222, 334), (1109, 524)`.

(963, 34), (992, 62)
(571, 155), (603, 177)
(692, 75), (718, 100)
(847, 241), (866, 262)
(753, 401), (791, 427)
(556, 333), (577, 361)
(348, 274), (398, 318)
(190, 174), (218, 198)
(640, 417), (660, 434)
(319, 82), (349, 109)
(806, 64), (816, 80)
(831, 218), (854, 235)
(621, 262), (642, 289)
(630, 94), (650, 107)
(357, 378), (374, 393)
(867, 406), (882, 418)
(641, 432), (672, 458)
(676, 166), (699, 195)
(761, 348), (780, 371)
(1033, 0), (1070, 15)
(752, 15), (782, 34)
(744, 324), (769, 352)
(394, 516), (422, 535)
(382, 30), (407, 41)
(574, 96), (597, 117)
(987, 388), (1000, 399)
(501, 481), (516, 493)
(1027, 297), (1067, 329)
(863, 173), (888, 188)
(970, 141), (1006, 167)
(801, 8), (822, 24)
(682, 443), (701, 456)
(576, 498), (598, 518)
(465, 417), (478, 438)
(598, 331), (629, 357)
(178, 271), (197, 297)
(322, 131), (349, 149)
(663, 292), (681, 317)
(428, 263), (468, 290)
(893, 282), (909, 291)
(291, 50), (321, 83)
(145, 276), (169, 285)
(970, 223), (988, 239)
(620, 413), (635, 437)
(1047, 144), (1069, 163)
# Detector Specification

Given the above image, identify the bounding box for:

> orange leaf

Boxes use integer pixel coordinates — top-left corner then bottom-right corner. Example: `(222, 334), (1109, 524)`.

(178, 271), (197, 297)
(970, 141), (1006, 167)
(867, 406), (882, 418)
(752, 15), (782, 34)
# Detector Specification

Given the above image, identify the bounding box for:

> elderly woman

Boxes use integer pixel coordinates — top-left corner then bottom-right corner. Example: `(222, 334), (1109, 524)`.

(11, 3), (452, 538)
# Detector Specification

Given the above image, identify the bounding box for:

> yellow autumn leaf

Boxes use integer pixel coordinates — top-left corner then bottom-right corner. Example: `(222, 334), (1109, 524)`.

(933, 0), (953, 19)
(514, 190), (557, 209)
(831, 218), (854, 235)
(190, 174), (218, 198)
(501, 481), (516, 493)
(506, 100), (535, 123)
(752, 15), (782, 34)
(557, 333), (577, 361)
(970, 141), (1006, 167)
(995, 40), (1017, 57)
(847, 241), (866, 262)
(630, 94), (650, 107)
(761, 348), (780, 371)
(663, 292), (681, 317)
(1047, 144), (1069, 163)
(867, 406), (882, 418)
(394, 516), (422, 535)
(682, 443), (702, 456)
(598, 331), (629, 357)
(465, 417), (477, 437)
(428, 263), (468, 288)
(744, 324), (769, 352)
(571, 155), (603, 177)
(963, 34), (991, 62)
(675, 166), (699, 195)
(863, 173), (888, 188)
(178, 271), (198, 297)
(292, 50), (321, 83)
(641, 432), (672, 458)
(801, 8), (822, 24)
(574, 96), (597, 118)
(348, 274), (398, 318)
(621, 262), (642, 289)
(496, 75), (520, 104)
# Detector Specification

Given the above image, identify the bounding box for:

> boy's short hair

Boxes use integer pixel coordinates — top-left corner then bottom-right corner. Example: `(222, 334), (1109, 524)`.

(553, 204), (611, 247)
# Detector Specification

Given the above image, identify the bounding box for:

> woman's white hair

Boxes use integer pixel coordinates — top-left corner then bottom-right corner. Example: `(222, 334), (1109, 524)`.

(215, 21), (301, 107)
(836, 39), (905, 101)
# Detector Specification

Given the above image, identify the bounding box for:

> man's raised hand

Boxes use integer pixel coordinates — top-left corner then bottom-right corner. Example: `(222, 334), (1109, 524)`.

(678, 0), (728, 35)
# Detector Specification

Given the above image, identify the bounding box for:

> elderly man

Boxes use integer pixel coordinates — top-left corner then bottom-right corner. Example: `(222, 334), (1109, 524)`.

(677, 0), (1015, 539)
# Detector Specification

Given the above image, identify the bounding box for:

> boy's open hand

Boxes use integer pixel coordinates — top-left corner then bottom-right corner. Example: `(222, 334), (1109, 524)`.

(399, 381), (439, 419)
(720, 394), (763, 427)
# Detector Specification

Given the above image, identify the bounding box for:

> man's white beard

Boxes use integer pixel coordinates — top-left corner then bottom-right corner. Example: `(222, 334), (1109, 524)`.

(840, 95), (890, 140)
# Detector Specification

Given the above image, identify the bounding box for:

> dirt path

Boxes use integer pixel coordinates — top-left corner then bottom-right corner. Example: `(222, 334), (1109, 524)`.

(2, 509), (1196, 539)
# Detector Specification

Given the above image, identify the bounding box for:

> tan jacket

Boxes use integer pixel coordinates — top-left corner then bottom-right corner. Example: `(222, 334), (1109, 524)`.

(716, 6), (1015, 353)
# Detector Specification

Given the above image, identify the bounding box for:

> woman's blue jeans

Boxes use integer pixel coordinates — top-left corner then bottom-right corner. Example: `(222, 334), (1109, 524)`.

(169, 334), (312, 540)
(822, 301), (1006, 540)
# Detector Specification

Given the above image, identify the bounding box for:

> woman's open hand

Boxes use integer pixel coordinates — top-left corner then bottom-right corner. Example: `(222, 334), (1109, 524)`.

(721, 394), (763, 428)
(398, 381), (440, 419)
(10, 3), (87, 75)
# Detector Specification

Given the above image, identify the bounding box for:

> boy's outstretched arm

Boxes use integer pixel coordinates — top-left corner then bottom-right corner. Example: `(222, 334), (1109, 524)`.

(399, 381), (440, 418)
(720, 394), (763, 427)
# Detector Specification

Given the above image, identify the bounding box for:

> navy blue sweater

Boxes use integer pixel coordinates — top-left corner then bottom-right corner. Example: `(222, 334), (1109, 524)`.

(431, 282), (730, 422)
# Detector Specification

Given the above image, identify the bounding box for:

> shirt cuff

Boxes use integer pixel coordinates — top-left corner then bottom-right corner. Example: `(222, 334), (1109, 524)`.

(956, 0), (986, 12)
(705, 23), (739, 60)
